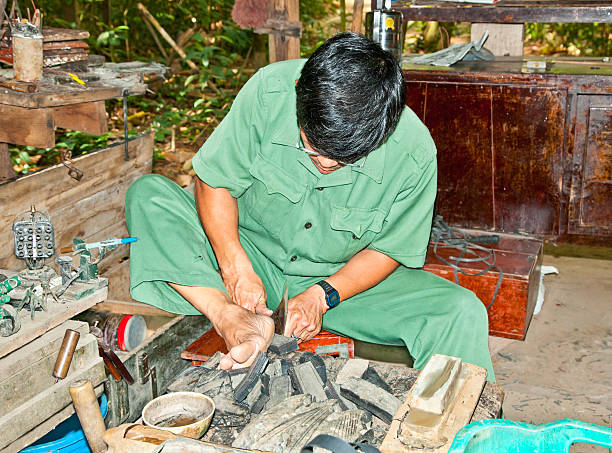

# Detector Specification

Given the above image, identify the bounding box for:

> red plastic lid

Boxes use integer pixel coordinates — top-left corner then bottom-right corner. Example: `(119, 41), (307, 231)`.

(116, 315), (132, 351)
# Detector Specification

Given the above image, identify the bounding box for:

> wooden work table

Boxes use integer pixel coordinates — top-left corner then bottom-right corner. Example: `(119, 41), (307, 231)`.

(0, 67), (148, 183)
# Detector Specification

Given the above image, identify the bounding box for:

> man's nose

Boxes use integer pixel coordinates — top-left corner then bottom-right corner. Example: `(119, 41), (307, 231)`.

(316, 155), (340, 168)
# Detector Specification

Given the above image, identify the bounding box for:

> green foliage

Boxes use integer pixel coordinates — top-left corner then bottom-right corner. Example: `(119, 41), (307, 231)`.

(300, 0), (337, 56)
(525, 23), (611, 56)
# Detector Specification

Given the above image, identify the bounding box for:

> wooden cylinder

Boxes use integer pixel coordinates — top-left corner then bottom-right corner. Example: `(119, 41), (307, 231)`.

(12, 23), (43, 83)
(53, 329), (80, 379)
(69, 380), (107, 453)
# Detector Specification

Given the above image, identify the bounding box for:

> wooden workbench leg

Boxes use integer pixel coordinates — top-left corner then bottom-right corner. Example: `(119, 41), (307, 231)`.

(0, 143), (16, 183)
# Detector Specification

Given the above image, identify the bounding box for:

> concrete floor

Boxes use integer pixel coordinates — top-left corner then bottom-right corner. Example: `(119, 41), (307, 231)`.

(489, 256), (612, 452)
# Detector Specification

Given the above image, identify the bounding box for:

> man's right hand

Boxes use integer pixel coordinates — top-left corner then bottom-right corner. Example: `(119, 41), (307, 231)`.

(221, 267), (272, 316)
(215, 301), (274, 370)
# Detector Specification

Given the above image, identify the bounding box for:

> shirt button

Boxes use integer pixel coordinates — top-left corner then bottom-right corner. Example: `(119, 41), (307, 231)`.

(290, 255), (297, 262)
(316, 187), (324, 191)
(352, 234), (358, 240)
(305, 222), (312, 229)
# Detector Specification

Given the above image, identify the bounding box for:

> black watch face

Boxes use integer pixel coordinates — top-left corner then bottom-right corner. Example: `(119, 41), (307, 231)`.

(327, 291), (340, 308)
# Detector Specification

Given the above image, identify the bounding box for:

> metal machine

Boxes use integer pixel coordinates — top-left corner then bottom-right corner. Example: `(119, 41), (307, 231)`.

(365, 0), (405, 62)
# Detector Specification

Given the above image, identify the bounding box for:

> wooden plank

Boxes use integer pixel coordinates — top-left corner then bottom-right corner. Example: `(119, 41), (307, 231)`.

(0, 384), (104, 453)
(53, 101), (108, 135)
(44, 53), (89, 67)
(0, 325), (98, 414)
(43, 27), (90, 42)
(0, 143), (16, 183)
(92, 299), (175, 318)
(0, 321), (89, 381)
(0, 104), (54, 148)
(0, 357), (105, 450)
(0, 132), (153, 271)
(381, 363), (487, 453)
(396, 5), (612, 23)
(471, 23), (524, 56)
(0, 82), (147, 109)
(43, 41), (89, 50)
(0, 284), (107, 359)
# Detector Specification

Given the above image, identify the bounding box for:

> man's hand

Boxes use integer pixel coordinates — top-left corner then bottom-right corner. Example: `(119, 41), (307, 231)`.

(221, 267), (271, 315)
(215, 302), (274, 370)
(283, 284), (328, 342)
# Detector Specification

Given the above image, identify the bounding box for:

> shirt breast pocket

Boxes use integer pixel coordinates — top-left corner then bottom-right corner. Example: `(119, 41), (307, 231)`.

(243, 155), (305, 237)
(330, 206), (386, 261)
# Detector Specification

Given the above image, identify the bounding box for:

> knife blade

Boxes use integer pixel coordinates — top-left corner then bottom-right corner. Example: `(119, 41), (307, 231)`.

(272, 284), (289, 335)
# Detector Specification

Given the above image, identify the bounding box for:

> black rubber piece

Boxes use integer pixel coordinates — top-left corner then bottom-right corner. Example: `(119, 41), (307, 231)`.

(298, 351), (327, 383)
(233, 351), (269, 403)
(361, 366), (393, 394)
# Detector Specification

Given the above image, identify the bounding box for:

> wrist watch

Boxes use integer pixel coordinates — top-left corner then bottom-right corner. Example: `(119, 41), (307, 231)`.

(316, 280), (340, 309)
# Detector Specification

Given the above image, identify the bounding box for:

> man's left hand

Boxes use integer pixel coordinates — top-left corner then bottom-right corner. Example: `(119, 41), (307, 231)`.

(283, 284), (328, 342)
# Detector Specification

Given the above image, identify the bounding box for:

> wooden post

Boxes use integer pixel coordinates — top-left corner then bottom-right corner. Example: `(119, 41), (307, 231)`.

(0, 143), (16, 183)
(268, 0), (300, 63)
(351, 0), (364, 34)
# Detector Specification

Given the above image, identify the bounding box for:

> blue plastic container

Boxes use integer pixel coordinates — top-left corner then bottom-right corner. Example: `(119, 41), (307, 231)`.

(21, 394), (108, 453)
(449, 418), (612, 453)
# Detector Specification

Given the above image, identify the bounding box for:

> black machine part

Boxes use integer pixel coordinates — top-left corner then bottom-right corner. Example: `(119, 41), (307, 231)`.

(365, 6), (405, 62)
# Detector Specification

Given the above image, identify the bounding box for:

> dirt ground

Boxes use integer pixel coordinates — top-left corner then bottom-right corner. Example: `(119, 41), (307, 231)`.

(490, 255), (612, 453)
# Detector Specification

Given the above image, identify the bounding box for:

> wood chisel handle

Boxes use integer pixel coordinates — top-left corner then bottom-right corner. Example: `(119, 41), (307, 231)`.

(99, 344), (135, 384)
(98, 345), (122, 382)
(69, 380), (107, 453)
(53, 329), (80, 380)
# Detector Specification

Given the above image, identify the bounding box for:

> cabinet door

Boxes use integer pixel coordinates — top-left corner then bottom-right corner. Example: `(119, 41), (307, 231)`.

(492, 85), (566, 236)
(405, 80), (566, 236)
(569, 96), (612, 235)
(421, 83), (495, 230)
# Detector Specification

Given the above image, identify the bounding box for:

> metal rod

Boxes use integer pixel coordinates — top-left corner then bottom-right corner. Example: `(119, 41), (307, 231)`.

(122, 88), (129, 161)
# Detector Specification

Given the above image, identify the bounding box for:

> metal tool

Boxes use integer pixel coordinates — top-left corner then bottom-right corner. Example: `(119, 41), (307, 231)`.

(272, 283), (289, 335)
(59, 237), (137, 253)
(98, 343), (135, 384)
(59, 237), (137, 283)
(89, 322), (135, 384)
(0, 275), (21, 336)
(60, 149), (84, 181)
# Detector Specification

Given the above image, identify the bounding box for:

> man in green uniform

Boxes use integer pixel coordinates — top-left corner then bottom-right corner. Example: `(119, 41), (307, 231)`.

(126, 33), (495, 378)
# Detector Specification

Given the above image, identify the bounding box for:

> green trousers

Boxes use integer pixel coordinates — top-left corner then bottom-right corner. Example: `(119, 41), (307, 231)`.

(125, 175), (495, 381)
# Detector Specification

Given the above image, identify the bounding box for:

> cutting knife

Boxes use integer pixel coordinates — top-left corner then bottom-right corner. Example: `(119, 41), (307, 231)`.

(272, 283), (289, 335)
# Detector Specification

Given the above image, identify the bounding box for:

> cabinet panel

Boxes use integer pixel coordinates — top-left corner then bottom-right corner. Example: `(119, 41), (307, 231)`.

(492, 86), (566, 236)
(423, 83), (495, 230)
(570, 96), (612, 234)
(404, 81), (426, 119)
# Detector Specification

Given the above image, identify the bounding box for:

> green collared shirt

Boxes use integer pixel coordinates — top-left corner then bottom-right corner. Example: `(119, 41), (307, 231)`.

(192, 59), (437, 278)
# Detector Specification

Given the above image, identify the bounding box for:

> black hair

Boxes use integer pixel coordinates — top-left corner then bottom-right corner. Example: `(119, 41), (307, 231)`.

(296, 32), (406, 163)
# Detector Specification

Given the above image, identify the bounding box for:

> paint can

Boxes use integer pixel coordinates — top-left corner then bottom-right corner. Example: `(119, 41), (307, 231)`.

(12, 21), (43, 83)
(80, 312), (147, 351)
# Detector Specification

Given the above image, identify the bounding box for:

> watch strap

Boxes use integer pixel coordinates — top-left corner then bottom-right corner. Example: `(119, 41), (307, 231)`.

(316, 280), (340, 308)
